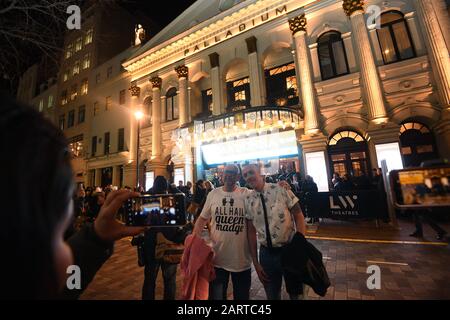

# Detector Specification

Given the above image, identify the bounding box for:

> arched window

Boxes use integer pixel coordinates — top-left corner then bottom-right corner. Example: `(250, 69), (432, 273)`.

(317, 31), (349, 80)
(377, 11), (415, 64)
(400, 122), (438, 167)
(165, 87), (178, 122)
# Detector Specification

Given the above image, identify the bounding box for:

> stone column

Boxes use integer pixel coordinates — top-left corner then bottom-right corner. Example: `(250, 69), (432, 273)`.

(343, 0), (388, 124)
(112, 165), (121, 187)
(150, 77), (162, 160)
(94, 168), (102, 187)
(209, 52), (223, 115)
(128, 85), (141, 162)
(289, 14), (320, 134)
(404, 12), (426, 56)
(308, 43), (321, 81)
(246, 36), (266, 106)
(414, 0), (450, 108)
(341, 32), (358, 73)
(175, 65), (189, 126)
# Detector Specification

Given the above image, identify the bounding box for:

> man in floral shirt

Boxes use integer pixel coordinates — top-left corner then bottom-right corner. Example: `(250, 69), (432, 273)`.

(243, 163), (306, 300)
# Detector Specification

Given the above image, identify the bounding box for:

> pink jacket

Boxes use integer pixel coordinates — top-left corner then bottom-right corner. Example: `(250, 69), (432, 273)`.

(180, 234), (215, 300)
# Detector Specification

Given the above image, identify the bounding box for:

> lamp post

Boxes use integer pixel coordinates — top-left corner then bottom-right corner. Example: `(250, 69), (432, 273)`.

(134, 110), (144, 190)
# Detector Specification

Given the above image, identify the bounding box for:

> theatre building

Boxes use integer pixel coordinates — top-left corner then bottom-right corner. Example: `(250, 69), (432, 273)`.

(123, 0), (450, 190)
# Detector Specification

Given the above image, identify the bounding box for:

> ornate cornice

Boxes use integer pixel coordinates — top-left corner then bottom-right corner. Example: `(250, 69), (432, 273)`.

(175, 65), (188, 79)
(288, 14), (307, 35)
(128, 85), (141, 97)
(342, 0), (365, 17)
(150, 77), (162, 89)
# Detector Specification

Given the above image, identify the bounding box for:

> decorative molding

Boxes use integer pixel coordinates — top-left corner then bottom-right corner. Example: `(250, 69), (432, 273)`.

(288, 14), (307, 35)
(128, 85), (141, 97)
(245, 36), (258, 54)
(342, 0), (365, 17)
(175, 65), (189, 78)
(209, 52), (220, 68)
(150, 77), (162, 89)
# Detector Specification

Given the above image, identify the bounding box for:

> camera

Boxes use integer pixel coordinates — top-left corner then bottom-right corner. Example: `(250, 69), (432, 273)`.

(124, 193), (186, 227)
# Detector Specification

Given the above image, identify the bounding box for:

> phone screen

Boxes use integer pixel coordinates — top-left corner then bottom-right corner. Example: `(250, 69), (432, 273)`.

(125, 193), (186, 226)
(392, 166), (450, 207)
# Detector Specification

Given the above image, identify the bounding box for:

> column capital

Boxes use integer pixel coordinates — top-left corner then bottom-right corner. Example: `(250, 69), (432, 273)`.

(129, 85), (141, 97)
(150, 76), (162, 89)
(209, 52), (220, 68)
(245, 36), (258, 54)
(288, 14), (307, 35)
(175, 65), (189, 79)
(342, 0), (365, 17)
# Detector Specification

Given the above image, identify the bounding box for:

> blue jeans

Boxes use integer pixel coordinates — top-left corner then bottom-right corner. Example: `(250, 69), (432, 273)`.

(142, 260), (177, 300)
(209, 267), (251, 300)
(259, 245), (304, 300)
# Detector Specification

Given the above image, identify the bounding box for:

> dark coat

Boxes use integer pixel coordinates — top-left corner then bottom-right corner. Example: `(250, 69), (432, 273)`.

(281, 232), (330, 297)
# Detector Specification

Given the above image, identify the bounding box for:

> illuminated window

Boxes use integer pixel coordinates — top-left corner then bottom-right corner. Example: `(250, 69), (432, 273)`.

(38, 100), (44, 112)
(265, 62), (298, 107)
(61, 90), (68, 105)
(227, 76), (250, 111)
(81, 79), (88, 95)
(400, 122), (430, 134)
(75, 37), (83, 52)
(48, 95), (53, 108)
(318, 31), (349, 80)
(73, 60), (80, 76)
(63, 69), (69, 82)
(201, 88), (213, 114)
(59, 114), (65, 130)
(416, 145), (434, 154)
(105, 96), (112, 111)
(68, 135), (84, 157)
(377, 11), (415, 64)
(70, 84), (77, 101)
(65, 44), (73, 59)
(84, 28), (93, 45)
(83, 53), (91, 69)
(328, 130), (364, 145)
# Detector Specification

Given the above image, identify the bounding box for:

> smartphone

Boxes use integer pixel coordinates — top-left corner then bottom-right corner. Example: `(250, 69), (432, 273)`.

(390, 166), (450, 209)
(124, 193), (186, 227)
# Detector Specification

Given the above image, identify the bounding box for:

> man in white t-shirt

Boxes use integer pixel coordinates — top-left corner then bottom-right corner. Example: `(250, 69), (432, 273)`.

(193, 164), (252, 300)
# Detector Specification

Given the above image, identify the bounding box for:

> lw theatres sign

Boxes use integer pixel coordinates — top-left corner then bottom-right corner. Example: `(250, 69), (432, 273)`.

(183, 4), (288, 57)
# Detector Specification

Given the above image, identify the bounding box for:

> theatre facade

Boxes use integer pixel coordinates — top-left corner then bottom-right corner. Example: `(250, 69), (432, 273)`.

(123, 0), (450, 191)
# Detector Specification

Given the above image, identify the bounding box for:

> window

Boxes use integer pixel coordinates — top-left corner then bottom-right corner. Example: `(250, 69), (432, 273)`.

(91, 136), (97, 156)
(73, 60), (80, 76)
(65, 43), (73, 59)
(119, 89), (126, 105)
(63, 69), (69, 82)
(265, 62), (299, 107)
(68, 135), (84, 157)
(75, 37), (83, 52)
(93, 101), (99, 116)
(48, 95), (53, 108)
(118, 128), (125, 152)
(96, 73), (101, 84)
(377, 11), (415, 64)
(67, 110), (75, 128)
(318, 31), (349, 80)
(84, 28), (93, 45)
(165, 87), (178, 121)
(201, 89), (213, 115)
(107, 66), (112, 78)
(226, 76), (250, 111)
(104, 132), (110, 155)
(38, 100), (44, 112)
(78, 105), (85, 123)
(81, 78), (88, 95)
(70, 84), (77, 101)
(61, 90), (68, 105)
(105, 96), (112, 111)
(59, 114), (65, 131)
(83, 53), (91, 69)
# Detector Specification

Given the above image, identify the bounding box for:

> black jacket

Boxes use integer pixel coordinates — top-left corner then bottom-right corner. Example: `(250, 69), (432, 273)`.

(281, 232), (330, 297)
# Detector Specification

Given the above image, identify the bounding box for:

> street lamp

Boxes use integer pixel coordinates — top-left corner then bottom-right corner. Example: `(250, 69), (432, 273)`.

(134, 109), (144, 190)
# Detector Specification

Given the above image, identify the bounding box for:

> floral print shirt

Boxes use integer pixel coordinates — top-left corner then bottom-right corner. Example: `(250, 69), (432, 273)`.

(244, 183), (299, 247)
